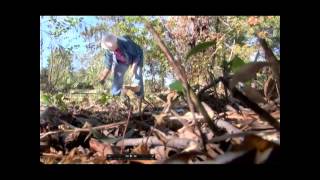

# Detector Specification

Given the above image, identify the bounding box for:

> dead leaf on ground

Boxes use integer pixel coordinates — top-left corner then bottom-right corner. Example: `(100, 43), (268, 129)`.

(89, 138), (114, 157)
(150, 146), (178, 160)
(132, 143), (149, 155)
(205, 143), (224, 159)
(178, 125), (201, 143)
(232, 134), (276, 152)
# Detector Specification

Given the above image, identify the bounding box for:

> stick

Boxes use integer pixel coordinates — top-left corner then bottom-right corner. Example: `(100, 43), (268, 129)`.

(208, 130), (277, 143)
(121, 95), (132, 154)
(40, 121), (127, 140)
(41, 153), (63, 158)
(116, 136), (197, 150)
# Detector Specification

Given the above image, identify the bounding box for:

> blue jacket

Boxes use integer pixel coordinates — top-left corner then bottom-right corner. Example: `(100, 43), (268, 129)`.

(104, 35), (143, 69)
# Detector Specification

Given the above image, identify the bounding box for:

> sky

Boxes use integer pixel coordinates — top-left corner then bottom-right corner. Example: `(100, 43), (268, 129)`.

(40, 16), (100, 70)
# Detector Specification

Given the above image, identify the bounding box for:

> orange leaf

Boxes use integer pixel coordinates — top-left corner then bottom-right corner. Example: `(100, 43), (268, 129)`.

(248, 16), (259, 26)
(89, 138), (113, 157)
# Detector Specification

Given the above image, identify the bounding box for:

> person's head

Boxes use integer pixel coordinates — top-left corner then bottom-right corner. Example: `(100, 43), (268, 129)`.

(101, 33), (118, 51)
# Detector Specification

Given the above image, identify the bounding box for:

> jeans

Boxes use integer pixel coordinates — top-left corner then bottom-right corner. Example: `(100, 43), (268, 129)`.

(111, 62), (144, 97)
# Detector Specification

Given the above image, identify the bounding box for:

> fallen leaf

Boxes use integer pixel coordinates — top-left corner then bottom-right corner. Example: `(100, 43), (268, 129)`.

(182, 140), (201, 153)
(132, 143), (149, 155)
(178, 126), (201, 142)
(153, 113), (169, 128)
(232, 135), (275, 152)
(89, 138), (113, 157)
(164, 152), (203, 164)
(205, 144), (221, 159)
(150, 146), (178, 160)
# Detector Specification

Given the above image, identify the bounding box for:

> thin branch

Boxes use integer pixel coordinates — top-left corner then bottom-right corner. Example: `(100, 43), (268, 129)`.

(121, 95), (132, 154)
(40, 121), (127, 140)
(208, 130), (277, 143)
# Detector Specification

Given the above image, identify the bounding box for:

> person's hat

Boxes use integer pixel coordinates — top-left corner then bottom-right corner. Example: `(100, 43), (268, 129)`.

(101, 33), (118, 51)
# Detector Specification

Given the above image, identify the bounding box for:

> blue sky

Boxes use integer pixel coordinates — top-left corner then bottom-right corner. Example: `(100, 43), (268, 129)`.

(40, 16), (100, 70)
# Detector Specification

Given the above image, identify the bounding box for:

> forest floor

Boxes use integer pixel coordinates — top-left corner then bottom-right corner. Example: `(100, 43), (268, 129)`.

(40, 87), (280, 164)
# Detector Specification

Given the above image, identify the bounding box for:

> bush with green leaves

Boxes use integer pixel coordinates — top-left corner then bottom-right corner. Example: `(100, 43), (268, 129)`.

(40, 92), (68, 112)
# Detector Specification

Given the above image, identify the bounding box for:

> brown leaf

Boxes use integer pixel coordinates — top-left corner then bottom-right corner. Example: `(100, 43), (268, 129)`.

(64, 131), (80, 145)
(153, 113), (169, 128)
(152, 128), (168, 145)
(241, 85), (267, 104)
(232, 135), (275, 152)
(132, 143), (149, 155)
(89, 138), (113, 157)
(205, 144), (222, 159)
(150, 146), (178, 160)
(164, 152), (202, 164)
(178, 126), (200, 142)
(230, 62), (270, 89)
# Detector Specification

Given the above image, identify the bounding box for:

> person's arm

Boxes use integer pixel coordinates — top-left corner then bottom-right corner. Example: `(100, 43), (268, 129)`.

(99, 51), (113, 84)
(131, 61), (138, 75)
(99, 67), (111, 82)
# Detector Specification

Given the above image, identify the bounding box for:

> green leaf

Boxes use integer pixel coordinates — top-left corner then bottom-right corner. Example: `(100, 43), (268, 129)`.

(169, 80), (184, 94)
(186, 41), (216, 60)
(229, 55), (246, 73)
(41, 94), (52, 105)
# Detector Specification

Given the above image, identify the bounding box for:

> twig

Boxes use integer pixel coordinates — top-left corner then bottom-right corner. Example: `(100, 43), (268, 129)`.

(116, 136), (197, 150)
(208, 130), (277, 143)
(121, 95), (132, 154)
(41, 153), (63, 158)
(40, 121), (127, 140)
